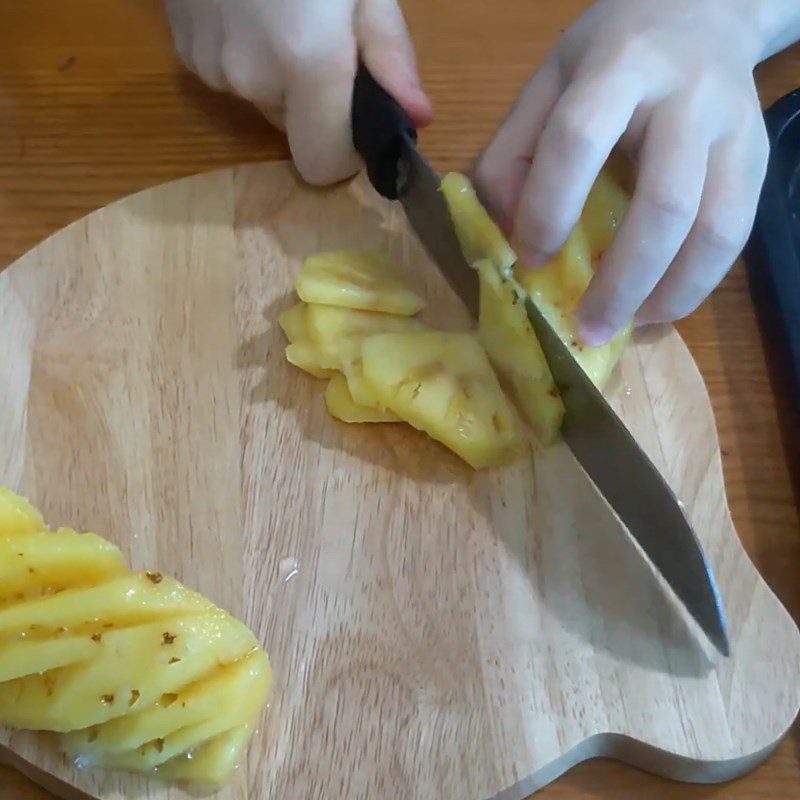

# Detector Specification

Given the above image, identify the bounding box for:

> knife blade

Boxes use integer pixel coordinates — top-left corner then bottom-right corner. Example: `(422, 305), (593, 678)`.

(351, 65), (730, 657)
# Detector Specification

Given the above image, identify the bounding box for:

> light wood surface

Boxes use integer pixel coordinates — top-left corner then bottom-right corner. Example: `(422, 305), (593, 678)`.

(0, 1), (798, 799)
(1, 161), (799, 799)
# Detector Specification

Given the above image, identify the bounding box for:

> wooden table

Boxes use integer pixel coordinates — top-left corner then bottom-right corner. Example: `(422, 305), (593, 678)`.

(0, 1), (798, 798)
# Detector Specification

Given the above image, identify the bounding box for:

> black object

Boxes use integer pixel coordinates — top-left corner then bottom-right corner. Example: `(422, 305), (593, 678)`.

(351, 65), (417, 199)
(743, 89), (800, 411)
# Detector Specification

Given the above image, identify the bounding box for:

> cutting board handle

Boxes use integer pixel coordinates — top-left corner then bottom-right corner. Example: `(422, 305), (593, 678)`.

(351, 63), (417, 200)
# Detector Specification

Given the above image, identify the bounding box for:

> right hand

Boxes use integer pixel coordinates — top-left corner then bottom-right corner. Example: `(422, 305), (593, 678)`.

(164, 0), (433, 185)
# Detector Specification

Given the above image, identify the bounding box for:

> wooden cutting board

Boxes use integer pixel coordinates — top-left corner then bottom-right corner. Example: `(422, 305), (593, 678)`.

(0, 162), (798, 800)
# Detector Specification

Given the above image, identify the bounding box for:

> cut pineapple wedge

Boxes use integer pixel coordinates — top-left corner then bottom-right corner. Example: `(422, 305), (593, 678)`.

(360, 332), (524, 468)
(296, 250), (424, 315)
(475, 260), (564, 443)
(441, 169), (632, 441)
(325, 373), (400, 423)
(0, 491), (271, 786)
(0, 487), (45, 536)
(278, 302), (309, 343)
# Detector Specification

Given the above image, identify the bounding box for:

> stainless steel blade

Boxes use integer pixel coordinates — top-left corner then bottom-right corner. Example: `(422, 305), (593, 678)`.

(397, 143), (729, 657)
(400, 147), (480, 318)
(524, 297), (730, 657)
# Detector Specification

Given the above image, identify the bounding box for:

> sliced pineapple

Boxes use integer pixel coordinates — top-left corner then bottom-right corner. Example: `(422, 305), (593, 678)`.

(0, 527), (128, 607)
(0, 491), (271, 786)
(296, 250), (424, 315)
(515, 225), (632, 389)
(360, 332), (524, 469)
(441, 170), (632, 437)
(440, 173), (517, 275)
(475, 261), (564, 443)
(0, 488), (45, 536)
(581, 167), (630, 260)
(305, 305), (426, 372)
(285, 341), (337, 379)
(277, 302), (309, 343)
(325, 373), (400, 423)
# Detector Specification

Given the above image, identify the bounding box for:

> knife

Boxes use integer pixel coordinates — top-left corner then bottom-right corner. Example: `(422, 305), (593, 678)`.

(351, 65), (730, 658)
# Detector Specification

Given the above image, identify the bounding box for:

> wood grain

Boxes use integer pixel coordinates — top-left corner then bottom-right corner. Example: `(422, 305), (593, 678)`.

(0, 1), (798, 798)
(0, 161), (798, 799)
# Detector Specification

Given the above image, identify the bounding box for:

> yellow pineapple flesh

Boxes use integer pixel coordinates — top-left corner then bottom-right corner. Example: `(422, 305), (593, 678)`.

(474, 260), (564, 443)
(0, 491), (271, 786)
(360, 331), (524, 468)
(441, 169), (632, 441)
(325, 373), (400, 423)
(296, 250), (424, 315)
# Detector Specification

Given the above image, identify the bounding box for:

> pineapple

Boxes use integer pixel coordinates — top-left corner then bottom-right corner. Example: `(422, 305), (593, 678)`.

(278, 302), (309, 343)
(325, 373), (400, 423)
(439, 173), (516, 274)
(0, 491), (271, 786)
(285, 341), (337, 379)
(581, 168), (630, 260)
(360, 332), (524, 469)
(296, 250), (424, 315)
(475, 260), (564, 443)
(0, 487), (45, 536)
(441, 170), (632, 441)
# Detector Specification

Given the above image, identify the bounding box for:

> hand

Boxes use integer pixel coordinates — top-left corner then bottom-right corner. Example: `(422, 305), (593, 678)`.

(164, 0), (432, 186)
(475, 0), (783, 345)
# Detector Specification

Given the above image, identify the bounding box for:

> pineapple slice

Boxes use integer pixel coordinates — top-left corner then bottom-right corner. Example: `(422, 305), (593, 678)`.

(581, 166), (630, 260)
(285, 341), (337, 379)
(0, 526), (128, 607)
(0, 491), (271, 786)
(360, 332), (524, 468)
(441, 170), (631, 440)
(516, 225), (632, 389)
(296, 250), (424, 315)
(475, 260), (564, 443)
(440, 173), (516, 274)
(0, 488), (45, 536)
(325, 373), (400, 423)
(278, 302), (309, 343)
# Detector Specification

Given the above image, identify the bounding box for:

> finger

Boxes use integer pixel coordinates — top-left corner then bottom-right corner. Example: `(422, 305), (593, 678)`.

(578, 98), (712, 345)
(510, 72), (642, 267)
(188, 2), (228, 92)
(473, 59), (562, 231)
(220, 40), (284, 109)
(358, 0), (433, 127)
(280, 1), (361, 185)
(256, 104), (287, 133)
(164, 0), (196, 72)
(635, 119), (769, 324)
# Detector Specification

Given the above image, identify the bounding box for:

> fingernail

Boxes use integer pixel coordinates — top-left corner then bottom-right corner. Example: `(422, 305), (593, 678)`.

(579, 317), (616, 347)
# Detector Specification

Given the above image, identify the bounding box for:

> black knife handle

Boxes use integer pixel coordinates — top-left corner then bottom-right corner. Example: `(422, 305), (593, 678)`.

(352, 64), (417, 199)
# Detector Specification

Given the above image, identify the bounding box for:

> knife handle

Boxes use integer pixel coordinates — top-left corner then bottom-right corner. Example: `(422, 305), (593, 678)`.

(352, 64), (417, 200)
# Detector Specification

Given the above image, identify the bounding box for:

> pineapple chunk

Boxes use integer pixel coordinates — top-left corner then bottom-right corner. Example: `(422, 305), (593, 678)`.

(156, 722), (257, 784)
(0, 527), (128, 606)
(0, 488), (45, 536)
(285, 341), (337, 379)
(516, 226), (632, 389)
(441, 170), (631, 438)
(475, 261), (564, 443)
(305, 304), (426, 363)
(0, 491), (271, 786)
(581, 168), (630, 259)
(360, 332), (524, 469)
(277, 302), (309, 343)
(325, 373), (400, 423)
(440, 173), (516, 274)
(296, 250), (424, 315)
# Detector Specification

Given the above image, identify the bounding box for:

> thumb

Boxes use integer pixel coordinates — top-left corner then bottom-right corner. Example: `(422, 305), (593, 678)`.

(357, 0), (433, 127)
